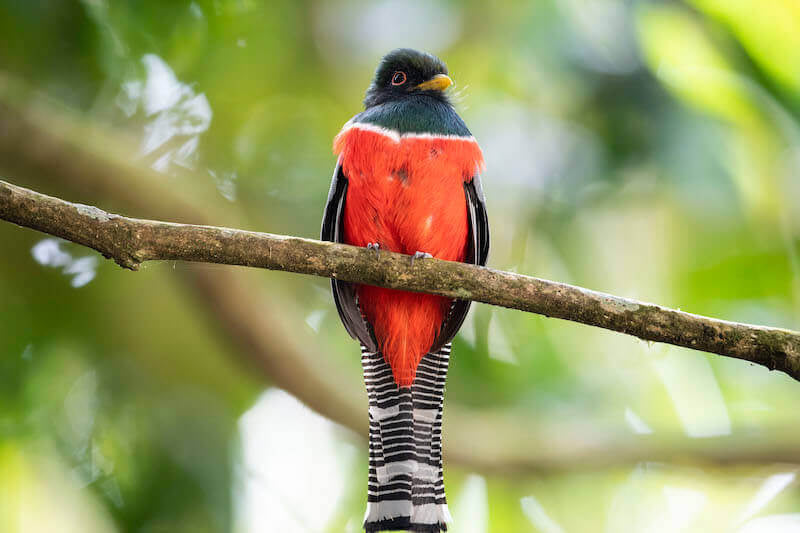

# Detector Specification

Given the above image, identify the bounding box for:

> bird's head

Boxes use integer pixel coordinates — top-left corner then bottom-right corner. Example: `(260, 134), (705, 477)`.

(363, 48), (453, 108)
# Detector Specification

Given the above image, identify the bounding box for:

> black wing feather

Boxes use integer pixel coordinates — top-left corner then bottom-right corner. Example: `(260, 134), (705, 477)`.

(469, 173), (490, 267)
(321, 163), (378, 352)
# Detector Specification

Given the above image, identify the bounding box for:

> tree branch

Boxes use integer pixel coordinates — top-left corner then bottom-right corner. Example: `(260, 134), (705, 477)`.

(2, 178), (799, 382)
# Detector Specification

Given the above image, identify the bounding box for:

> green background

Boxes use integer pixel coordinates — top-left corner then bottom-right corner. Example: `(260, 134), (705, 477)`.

(1, 1), (799, 532)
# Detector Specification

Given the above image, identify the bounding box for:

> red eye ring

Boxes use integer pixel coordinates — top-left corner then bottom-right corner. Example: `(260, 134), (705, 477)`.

(391, 71), (407, 85)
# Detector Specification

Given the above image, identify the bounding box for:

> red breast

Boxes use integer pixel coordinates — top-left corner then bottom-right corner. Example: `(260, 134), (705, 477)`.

(334, 123), (484, 386)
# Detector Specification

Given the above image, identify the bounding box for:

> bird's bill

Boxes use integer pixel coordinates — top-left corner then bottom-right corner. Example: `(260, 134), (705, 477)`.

(415, 74), (453, 92)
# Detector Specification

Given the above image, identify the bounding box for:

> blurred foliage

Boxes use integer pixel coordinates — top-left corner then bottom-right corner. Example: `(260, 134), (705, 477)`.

(1, 1), (800, 532)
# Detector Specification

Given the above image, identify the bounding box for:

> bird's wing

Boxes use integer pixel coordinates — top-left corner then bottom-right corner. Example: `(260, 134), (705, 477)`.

(321, 162), (378, 352)
(467, 172), (490, 267)
(430, 173), (490, 352)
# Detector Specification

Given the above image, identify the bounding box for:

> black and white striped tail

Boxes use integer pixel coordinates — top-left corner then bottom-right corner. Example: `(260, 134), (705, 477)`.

(361, 344), (452, 533)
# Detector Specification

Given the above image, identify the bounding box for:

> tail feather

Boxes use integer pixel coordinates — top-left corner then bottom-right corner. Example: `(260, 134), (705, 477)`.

(361, 346), (452, 533)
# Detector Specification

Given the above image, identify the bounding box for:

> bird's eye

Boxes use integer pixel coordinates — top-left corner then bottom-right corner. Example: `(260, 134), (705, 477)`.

(391, 71), (407, 85)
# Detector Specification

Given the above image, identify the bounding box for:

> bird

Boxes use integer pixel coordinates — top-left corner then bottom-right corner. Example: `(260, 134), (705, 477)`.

(321, 48), (489, 533)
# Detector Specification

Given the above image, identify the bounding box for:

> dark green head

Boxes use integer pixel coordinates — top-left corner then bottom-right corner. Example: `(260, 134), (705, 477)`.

(364, 48), (453, 109)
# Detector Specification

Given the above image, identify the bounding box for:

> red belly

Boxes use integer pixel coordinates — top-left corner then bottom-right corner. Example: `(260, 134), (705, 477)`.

(335, 125), (483, 386)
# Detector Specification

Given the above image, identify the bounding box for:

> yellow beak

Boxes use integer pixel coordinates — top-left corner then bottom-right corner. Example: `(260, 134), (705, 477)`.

(415, 74), (453, 92)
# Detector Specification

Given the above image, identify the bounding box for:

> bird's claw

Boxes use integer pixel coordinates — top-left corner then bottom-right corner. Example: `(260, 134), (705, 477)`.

(367, 242), (381, 257)
(411, 251), (433, 266)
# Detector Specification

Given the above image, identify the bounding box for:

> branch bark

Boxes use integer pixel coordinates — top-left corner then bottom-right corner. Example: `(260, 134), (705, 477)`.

(2, 178), (799, 382)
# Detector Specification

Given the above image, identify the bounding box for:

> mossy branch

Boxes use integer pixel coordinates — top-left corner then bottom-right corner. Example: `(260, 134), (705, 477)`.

(2, 178), (799, 382)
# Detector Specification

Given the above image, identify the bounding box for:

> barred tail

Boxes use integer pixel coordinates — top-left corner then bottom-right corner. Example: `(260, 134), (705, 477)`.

(361, 345), (452, 533)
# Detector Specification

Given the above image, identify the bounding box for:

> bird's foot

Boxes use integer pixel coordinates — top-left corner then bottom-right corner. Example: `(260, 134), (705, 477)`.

(367, 242), (381, 257)
(410, 251), (433, 266)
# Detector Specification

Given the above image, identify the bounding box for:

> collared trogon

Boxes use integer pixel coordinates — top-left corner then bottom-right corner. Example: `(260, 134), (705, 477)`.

(321, 48), (489, 533)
